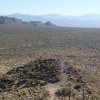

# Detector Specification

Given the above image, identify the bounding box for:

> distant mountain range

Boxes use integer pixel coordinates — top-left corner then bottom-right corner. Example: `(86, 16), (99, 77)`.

(1, 13), (100, 28)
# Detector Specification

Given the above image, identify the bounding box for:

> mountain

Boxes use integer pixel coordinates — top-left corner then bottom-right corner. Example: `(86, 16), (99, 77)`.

(76, 14), (100, 20)
(7, 13), (43, 22)
(0, 16), (22, 24)
(7, 13), (100, 28)
(0, 16), (55, 27)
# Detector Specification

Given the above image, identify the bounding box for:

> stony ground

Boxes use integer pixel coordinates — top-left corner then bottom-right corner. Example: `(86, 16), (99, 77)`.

(0, 48), (100, 100)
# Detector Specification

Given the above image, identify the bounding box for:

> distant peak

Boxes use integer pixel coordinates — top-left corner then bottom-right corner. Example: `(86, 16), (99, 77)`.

(44, 21), (55, 26)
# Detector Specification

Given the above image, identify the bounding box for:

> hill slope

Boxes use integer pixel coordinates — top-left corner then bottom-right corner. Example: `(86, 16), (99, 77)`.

(0, 57), (100, 100)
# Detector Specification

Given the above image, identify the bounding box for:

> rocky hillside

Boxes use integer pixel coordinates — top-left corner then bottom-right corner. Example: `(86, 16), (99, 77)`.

(0, 57), (99, 100)
(0, 58), (61, 100)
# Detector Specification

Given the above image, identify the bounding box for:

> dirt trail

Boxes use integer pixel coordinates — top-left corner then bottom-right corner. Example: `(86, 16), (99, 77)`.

(47, 58), (68, 100)
(47, 73), (67, 100)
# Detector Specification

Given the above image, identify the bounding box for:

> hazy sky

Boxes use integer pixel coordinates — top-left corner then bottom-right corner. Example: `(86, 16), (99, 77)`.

(0, 0), (100, 15)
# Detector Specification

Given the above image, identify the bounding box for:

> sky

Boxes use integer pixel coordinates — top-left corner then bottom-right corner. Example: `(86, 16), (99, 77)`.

(0, 0), (100, 15)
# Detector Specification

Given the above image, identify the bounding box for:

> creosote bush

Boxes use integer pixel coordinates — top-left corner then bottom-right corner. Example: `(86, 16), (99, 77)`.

(55, 87), (71, 97)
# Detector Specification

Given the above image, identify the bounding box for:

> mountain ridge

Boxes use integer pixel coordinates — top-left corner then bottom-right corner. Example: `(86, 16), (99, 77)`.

(0, 16), (56, 27)
(6, 13), (100, 28)
(5, 13), (100, 28)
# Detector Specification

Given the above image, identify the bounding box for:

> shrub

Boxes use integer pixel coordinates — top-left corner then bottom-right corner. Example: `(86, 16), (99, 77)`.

(55, 87), (71, 97)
